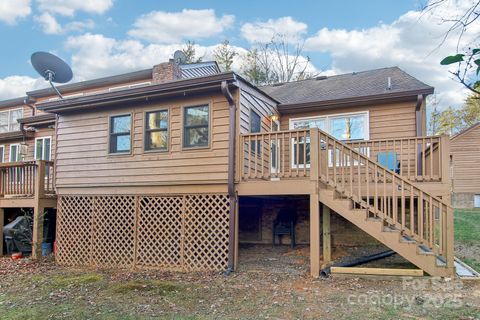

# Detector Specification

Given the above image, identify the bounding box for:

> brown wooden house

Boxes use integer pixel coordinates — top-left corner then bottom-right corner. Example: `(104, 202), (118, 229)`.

(450, 122), (480, 208)
(0, 60), (455, 277)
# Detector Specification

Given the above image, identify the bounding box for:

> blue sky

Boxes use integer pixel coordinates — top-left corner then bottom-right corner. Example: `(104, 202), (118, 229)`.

(0, 0), (476, 108)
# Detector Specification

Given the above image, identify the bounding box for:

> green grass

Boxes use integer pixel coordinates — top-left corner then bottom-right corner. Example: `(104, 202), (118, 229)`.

(454, 208), (480, 244)
(454, 208), (480, 271)
(50, 272), (104, 288)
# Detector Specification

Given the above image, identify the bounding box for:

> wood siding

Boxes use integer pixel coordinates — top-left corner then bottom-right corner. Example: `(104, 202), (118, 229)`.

(280, 101), (418, 139)
(451, 125), (480, 193)
(2, 126), (55, 163)
(54, 93), (233, 192)
(239, 83), (278, 134)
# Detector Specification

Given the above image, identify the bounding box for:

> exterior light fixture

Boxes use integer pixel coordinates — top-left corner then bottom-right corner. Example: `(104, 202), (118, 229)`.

(269, 113), (279, 122)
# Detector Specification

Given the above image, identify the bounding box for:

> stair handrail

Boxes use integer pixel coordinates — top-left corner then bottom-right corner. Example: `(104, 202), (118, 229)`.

(311, 128), (454, 269)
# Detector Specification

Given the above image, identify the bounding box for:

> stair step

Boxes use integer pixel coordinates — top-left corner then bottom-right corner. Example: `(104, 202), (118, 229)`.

(400, 235), (416, 244)
(418, 245), (435, 256)
(367, 216), (383, 222)
(436, 256), (447, 267)
(383, 226), (400, 233)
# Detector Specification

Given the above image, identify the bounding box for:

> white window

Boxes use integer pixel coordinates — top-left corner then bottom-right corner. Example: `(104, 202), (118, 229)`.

(0, 109), (23, 133)
(289, 111), (369, 168)
(35, 137), (52, 161)
(289, 111), (369, 140)
(474, 195), (480, 208)
(9, 144), (20, 162)
(0, 145), (4, 163)
(270, 119), (280, 174)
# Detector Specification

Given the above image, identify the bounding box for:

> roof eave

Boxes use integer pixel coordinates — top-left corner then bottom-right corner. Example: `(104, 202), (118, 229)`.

(37, 72), (238, 113)
(277, 88), (434, 114)
(27, 69), (153, 99)
(17, 113), (56, 125)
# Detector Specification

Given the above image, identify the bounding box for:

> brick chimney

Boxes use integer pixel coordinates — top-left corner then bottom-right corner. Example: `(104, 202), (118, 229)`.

(152, 59), (182, 84)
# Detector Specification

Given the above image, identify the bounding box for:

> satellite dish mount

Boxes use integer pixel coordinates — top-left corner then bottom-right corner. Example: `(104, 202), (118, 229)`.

(173, 50), (187, 65)
(31, 51), (73, 100)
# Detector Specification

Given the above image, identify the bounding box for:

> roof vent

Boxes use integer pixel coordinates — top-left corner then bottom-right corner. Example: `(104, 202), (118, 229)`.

(315, 75), (327, 80)
(387, 77), (392, 90)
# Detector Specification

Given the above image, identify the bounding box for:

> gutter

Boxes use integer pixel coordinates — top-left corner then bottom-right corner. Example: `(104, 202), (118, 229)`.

(221, 79), (237, 274)
(37, 72), (236, 113)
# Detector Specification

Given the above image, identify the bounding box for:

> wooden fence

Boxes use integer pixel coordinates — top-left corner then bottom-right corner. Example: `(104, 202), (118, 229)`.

(56, 194), (230, 271)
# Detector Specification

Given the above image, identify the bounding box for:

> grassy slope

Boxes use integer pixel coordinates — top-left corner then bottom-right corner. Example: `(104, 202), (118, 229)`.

(454, 208), (480, 271)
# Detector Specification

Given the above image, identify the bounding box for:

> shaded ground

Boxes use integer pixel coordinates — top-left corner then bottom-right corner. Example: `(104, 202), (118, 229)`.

(0, 210), (478, 319)
(1, 250), (479, 320)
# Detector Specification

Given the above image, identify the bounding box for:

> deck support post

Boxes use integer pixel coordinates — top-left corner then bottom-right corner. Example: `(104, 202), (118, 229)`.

(310, 193), (320, 278)
(322, 204), (331, 265)
(32, 161), (45, 260)
(0, 208), (4, 256)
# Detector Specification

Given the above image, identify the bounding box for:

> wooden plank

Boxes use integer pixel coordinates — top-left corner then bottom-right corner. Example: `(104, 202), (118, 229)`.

(322, 204), (331, 265)
(310, 193), (320, 278)
(331, 267), (424, 277)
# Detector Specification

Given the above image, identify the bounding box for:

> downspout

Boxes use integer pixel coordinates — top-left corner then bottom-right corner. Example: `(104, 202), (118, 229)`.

(221, 79), (237, 274)
(415, 94), (423, 175)
(24, 96), (36, 116)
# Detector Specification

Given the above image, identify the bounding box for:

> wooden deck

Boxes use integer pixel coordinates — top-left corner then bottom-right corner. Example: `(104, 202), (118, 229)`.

(0, 160), (56, 259)
(237, 129), (454, 277)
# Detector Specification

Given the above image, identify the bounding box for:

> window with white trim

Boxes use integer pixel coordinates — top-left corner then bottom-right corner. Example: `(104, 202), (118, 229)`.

(9, 144), (20, 162)
(289, 112), (369, 168)
(0, 145), (4, 163)
(35, 137), (52, 161)
(0, 109), (23, 133)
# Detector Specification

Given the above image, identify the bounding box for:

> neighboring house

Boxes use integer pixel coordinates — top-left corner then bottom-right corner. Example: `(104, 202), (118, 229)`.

(450, 122), (480, 208)
(0, 59), (455, 278)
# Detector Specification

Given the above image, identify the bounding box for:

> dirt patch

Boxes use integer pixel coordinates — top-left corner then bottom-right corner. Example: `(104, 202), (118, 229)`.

(0, 253), (479, 319)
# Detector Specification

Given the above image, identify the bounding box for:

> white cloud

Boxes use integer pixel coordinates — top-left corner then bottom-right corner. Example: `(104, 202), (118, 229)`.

(241, 16), (307, 43)
(0, 0), (31, 25)
(0, 75), (46, 100)
(128, 9), (234, 43)
(34, 12), (94, 34)
(304, 3), (480, 108)
(65, 33), (181, 80)
(34, 12), (62, 34)
(36, 0), (113, 16)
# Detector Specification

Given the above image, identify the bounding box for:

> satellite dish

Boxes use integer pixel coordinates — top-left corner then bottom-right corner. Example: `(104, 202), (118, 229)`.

(31, 51), (73, 99)
(173, 50), (187, 65)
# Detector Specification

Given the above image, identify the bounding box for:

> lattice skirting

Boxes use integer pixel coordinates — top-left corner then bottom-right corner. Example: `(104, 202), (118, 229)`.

(56, 194), (230, 271)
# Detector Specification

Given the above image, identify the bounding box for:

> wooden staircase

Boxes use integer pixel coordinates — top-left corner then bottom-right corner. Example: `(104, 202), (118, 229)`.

(239, 128), (455, 277)
(311, 129), (455, 277)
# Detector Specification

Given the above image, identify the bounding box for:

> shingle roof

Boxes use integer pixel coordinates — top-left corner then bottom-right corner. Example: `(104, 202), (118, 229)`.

(260, 67), (434, 105)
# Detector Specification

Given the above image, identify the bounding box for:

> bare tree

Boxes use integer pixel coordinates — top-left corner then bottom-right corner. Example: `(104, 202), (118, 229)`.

(422, 1), (480, 94)
(240, 34), (318, 86)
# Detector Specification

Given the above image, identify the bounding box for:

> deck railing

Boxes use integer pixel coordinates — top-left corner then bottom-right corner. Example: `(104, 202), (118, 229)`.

(239, 130), (449, 183)
(0, 160), (55, 198)
(239, 129), (454, 269)
(348, 136), (447, 182)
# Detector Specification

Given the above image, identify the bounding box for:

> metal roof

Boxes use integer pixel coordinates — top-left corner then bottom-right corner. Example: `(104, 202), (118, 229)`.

(260, 67), (434, 106)
(180, 61), (222, 79)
